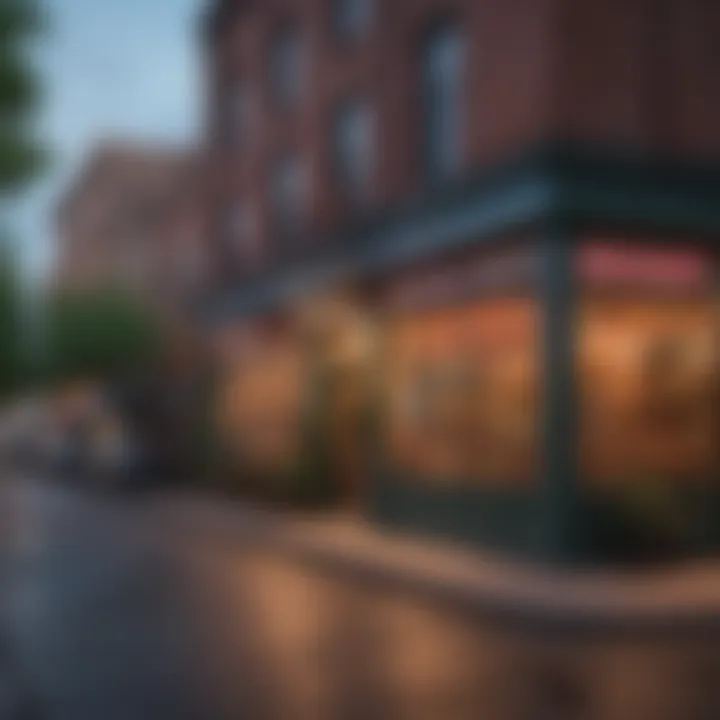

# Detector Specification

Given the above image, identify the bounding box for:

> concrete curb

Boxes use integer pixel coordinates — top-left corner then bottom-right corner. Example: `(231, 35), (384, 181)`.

(146, 493), (720, 636)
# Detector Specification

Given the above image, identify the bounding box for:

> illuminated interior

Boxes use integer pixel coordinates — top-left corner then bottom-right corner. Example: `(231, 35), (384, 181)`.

(220, 345), (306, 474)
(386, 298), (540, 484)
(579, 296), (718, 485)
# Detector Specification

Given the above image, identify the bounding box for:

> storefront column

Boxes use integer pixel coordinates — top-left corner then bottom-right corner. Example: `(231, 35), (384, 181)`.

(713, 259), (720, 546)
(539, 233), (579, 564)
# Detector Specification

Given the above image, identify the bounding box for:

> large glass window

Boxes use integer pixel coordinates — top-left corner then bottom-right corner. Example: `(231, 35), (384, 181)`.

(220, 344), (306, 475)
(579, 299), (718, 485)
(421, 24), (465, 181)
(332, 100), (373, 204)
(332, 0), (372, 38)
(577, 243), (718, 486)
(269, 26), (305, 109)
(384, 250), (540, 485)
(386, 299), (539, 483)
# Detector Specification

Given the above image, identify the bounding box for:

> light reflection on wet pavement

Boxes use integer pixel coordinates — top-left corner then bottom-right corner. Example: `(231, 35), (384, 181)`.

(0, 478), (718, 720)
(0, 480), (276, 719)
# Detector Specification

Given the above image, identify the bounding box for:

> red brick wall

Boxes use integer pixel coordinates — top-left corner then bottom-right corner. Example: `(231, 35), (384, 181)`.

(553, 0), (720, 158)
(207, 0), (558, 269)
(663, 0), (720, 158)
(55, 147), (206, 309)
(206, 0), (720, 273)
(372, 0), (556, 202)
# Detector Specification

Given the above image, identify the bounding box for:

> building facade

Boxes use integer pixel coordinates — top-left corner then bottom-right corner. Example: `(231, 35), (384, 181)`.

(204, 0), (720, 562)
(56, 142), (209, 311)
(55, 142), (212, 475)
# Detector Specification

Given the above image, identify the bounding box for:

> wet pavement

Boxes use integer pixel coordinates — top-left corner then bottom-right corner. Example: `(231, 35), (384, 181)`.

(0, 479), (283, 719)
(0, 478), (719, 720)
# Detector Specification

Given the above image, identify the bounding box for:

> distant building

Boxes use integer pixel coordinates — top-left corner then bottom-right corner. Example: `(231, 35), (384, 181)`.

(54, 142), (212, 475)
(55, 142), (208, 312)
(203, 0), (720, 562)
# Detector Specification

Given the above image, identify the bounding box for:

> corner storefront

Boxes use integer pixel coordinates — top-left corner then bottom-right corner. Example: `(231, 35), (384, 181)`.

(210, 145), (720, 564)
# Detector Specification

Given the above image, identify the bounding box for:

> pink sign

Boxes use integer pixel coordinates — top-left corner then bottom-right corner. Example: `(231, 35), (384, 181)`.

(579, 243), (714, 290)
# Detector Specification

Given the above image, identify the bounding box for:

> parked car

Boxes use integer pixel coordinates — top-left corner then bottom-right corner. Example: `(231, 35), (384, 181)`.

(0, 397), (52, 473)
(38, 383), (149, 492)
(87, 414), (147, 492)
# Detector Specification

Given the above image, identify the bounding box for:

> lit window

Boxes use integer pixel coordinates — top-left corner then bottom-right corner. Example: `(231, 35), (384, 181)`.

(422, 24), (465, 180)
(332, 100), (373, 203)
(269, 27), (305, 108)
(271, 156), (307, 239)
(332, 0), (371, 38)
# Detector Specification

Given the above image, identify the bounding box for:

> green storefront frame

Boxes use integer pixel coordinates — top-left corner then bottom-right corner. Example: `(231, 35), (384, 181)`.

(209, 141), (720, 565)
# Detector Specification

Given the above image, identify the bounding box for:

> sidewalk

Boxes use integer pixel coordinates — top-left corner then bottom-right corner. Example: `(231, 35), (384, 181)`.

(146, 492), (720, 631)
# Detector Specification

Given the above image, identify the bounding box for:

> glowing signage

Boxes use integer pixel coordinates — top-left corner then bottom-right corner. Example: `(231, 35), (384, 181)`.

(579, 244), (714, 291)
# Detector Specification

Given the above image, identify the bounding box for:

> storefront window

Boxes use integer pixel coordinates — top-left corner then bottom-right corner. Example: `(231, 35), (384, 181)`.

(577, 243), (718, 486)
(221, 344), (306, 475)
(386, 289), (539, 485)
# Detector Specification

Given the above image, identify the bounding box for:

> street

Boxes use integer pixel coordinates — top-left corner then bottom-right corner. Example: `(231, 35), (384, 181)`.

(0, 478), (718, 720)
(0, 478), (308, 720)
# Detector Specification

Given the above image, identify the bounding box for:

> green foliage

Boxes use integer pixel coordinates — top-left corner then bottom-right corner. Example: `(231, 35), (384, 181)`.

(42, 288), (162, 385)
(589, 478), (692, 564)
(613, 478), (689, 540)
(0, 247), (23, 397)
(0, 0), (45, 193)
(0, 0), (43, 41)
(0, 132), (45, 190)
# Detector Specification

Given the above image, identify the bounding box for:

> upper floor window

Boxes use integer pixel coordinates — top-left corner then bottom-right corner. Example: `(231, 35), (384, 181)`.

(269, 26), (305, 109)
(271, 155), (307, 240)
(332, 100), (373, 204)
(224, 81), (252, 149)
(421, 24), (465, 181)
(332, 0), (372, 38)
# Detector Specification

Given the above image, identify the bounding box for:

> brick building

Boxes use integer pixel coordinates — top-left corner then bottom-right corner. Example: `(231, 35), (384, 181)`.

(55, 141), (212, 477)
(204, 0), (720, 562)
(56, 141), (208, 311)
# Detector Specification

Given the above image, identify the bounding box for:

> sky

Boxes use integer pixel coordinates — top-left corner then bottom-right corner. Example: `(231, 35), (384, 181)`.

(11, 0), (202, 280)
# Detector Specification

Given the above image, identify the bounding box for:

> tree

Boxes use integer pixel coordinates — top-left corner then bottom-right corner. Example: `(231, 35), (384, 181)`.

(0, 0), (45, 193)
(0, 0), (46, 399)
(42, 288), (162, 385)
(0, 242), (23, 396)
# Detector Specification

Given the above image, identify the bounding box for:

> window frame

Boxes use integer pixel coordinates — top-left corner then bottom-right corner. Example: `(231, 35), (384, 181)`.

(420, 22), (466, 183)
(331, 0), (372, 40)
(268, 23), (305, 110)
(331, 98), (374, 206)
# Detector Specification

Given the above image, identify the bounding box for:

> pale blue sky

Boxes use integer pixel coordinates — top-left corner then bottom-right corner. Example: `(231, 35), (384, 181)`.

(12, 0), (202, 279)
